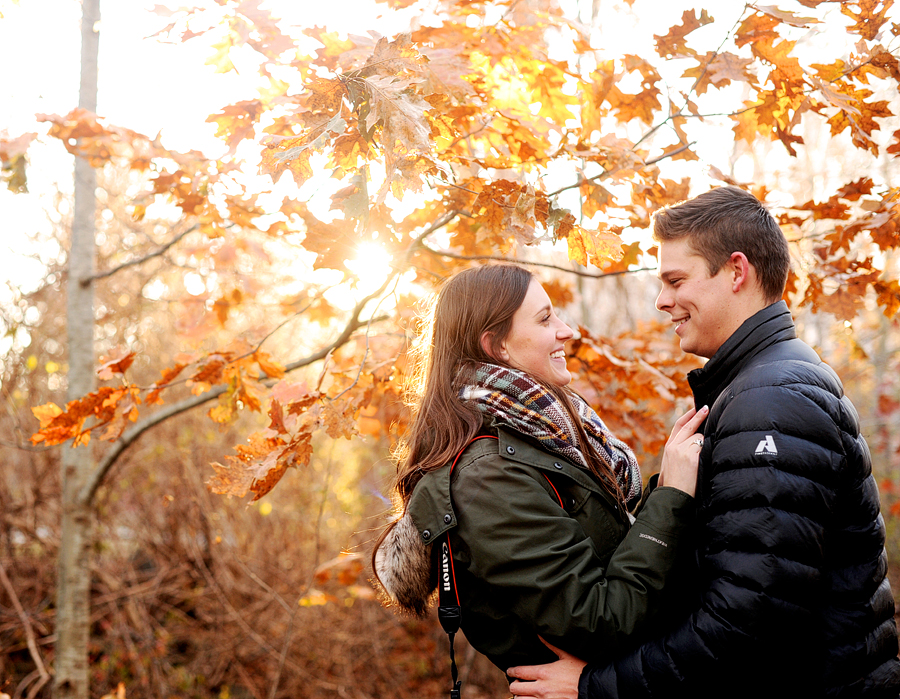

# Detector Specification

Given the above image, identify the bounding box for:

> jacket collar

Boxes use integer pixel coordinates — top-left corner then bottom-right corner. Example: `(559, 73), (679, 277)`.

(408, 425), (619, 539)
(688, 300), (796, 410)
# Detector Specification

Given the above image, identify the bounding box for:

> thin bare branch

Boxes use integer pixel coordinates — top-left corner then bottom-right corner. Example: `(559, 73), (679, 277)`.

(82, 224), (199, 286)
(0, 559), (52, 699)
(0, 438), (56, 452)
(420, 244), (656, 278)
(548, 142), (694, 198)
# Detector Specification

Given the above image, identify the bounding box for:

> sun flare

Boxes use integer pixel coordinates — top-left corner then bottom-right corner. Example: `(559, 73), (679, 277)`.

(345, 242), (394, 294)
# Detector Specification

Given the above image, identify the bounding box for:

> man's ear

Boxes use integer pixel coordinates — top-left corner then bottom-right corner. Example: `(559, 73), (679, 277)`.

(727, 252), (752, 292)
(480, 331), (509, 361)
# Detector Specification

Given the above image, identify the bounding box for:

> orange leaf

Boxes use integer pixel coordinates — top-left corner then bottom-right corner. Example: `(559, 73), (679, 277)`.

(97, 350), (136, 381)
(314, 553), (365, 587)
(322, 400), (358, 440)
(565, 225), (624, 268)
(841, 0), (893, 40)
(654, 9), (713, 58)
(250, 459), (289, 501)
(255, 351), (285, 380)
(206, 457), (255, 499)
(146, 363), (187, 405)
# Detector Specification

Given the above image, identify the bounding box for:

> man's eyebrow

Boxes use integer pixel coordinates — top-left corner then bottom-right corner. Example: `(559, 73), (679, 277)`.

(658, 268), (684, 281)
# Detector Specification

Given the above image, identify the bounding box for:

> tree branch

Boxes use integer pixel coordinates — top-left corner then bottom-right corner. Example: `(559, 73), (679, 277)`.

(76, 208), (459, 507)
(547, 142), (694, 199)
(0, 559), (52, 699)
(82, 224), (199, 286)
(421, 244), (656, 279)
(77, 292), (384, 508)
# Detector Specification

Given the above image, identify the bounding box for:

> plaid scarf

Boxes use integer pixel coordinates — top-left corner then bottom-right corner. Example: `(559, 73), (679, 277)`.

(460, 363), (642, 507)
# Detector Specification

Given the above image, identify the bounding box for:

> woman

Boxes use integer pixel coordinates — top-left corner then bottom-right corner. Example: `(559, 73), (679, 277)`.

(372, 264), (705, 673)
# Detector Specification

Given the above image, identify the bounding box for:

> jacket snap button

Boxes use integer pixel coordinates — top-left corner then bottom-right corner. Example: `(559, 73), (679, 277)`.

(506, 446), (515, 455)
(443, 514), (452, 524)
(422, 530), (431, 541)
(554, 462), (563, 469)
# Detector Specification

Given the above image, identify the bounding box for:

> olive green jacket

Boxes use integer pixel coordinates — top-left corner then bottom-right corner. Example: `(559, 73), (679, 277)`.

(376, 424), (695, 671)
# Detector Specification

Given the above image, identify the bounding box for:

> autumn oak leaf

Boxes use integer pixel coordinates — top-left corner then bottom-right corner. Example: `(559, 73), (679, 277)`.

(654, 9), (713, 59)
(97, 351), (136, 381)
(565, 225), (625, 269)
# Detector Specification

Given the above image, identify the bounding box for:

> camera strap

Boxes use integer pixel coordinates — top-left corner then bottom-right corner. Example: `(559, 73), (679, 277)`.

(437, 434), (563, 699)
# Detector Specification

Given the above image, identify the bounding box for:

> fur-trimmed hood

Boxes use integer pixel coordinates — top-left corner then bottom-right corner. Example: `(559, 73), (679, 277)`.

(373, 511), (435, 617)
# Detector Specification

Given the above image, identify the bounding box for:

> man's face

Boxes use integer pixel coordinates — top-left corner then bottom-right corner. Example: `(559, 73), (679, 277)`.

(656, 238), (741, 359)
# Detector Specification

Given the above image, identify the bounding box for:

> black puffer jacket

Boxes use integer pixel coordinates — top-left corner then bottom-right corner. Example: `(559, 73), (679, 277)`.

(579, 302), (900, 698)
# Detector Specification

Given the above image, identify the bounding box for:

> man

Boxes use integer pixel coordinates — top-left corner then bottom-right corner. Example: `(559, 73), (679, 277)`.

(508, 186), (900, 698)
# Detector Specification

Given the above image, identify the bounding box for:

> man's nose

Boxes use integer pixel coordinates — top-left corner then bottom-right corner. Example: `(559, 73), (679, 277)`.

(656, 286), (671, 312)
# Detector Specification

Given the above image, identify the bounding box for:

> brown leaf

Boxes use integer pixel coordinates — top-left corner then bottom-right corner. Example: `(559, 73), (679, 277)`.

(654, 9), (713, 58)
(362, 75), (431, 154)
(542, 278), (575, 308)
(875, 279), (900, 318)
(97, 350), (136, 381)
(249, 458), (289, 501)
(314, 553), (365, 587)
(706, 52), (757, 87)
(206, 458), (255, 499)
(322, 400), (359, 440)
(754, 5), (821, 27)
(841, 0), (893, 40)
(735, 12), (780, 49)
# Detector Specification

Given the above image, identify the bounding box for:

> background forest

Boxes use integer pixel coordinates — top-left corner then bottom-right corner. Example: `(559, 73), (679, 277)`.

(1, 0), (899, 697)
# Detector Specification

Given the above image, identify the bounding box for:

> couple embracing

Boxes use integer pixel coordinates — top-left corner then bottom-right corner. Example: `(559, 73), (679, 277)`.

(373, 187), (900, 699)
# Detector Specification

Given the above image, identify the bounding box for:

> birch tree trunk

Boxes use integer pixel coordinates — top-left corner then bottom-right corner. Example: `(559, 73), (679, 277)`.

(54, 1), (99, 697)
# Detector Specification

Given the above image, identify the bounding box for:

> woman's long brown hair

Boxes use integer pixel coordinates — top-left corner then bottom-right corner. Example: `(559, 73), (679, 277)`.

(372, 265), (626, 575)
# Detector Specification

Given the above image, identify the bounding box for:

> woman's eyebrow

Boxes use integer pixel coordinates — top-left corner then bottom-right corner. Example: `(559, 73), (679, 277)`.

(533, 303), (551, 318)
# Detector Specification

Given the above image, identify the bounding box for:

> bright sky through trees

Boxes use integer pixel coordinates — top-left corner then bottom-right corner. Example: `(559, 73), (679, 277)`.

(0, 0), (748, 295)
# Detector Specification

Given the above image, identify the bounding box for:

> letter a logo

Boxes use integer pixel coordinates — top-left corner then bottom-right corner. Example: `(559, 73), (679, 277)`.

(755, 435), (778, 455)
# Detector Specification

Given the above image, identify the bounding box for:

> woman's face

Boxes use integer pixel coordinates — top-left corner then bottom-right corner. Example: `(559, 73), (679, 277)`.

(496, 279), (574, 386)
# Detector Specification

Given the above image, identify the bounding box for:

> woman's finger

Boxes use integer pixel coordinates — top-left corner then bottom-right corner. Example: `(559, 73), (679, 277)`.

(668, 407), (697, 438)
(673, 405), (708, 442)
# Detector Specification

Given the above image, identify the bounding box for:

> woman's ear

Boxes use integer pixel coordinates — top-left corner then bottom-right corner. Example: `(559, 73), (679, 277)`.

(481, 331), (508, 361)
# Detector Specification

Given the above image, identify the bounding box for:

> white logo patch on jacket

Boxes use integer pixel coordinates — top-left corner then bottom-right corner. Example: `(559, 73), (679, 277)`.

(755, 435), (778, 455)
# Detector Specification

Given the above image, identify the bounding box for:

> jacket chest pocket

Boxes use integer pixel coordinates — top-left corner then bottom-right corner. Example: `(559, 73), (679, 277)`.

(555, 480), (589, 513)
(551, 478), (626, 565)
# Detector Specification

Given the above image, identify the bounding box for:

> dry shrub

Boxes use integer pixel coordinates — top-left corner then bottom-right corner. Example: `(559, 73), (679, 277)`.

(0, 406), (508, 699)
